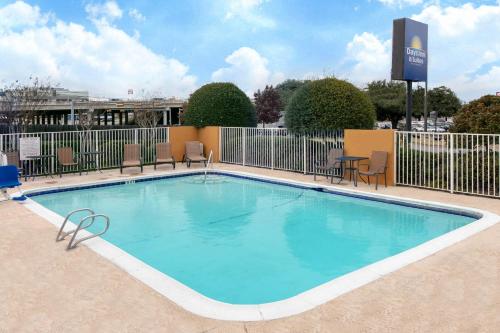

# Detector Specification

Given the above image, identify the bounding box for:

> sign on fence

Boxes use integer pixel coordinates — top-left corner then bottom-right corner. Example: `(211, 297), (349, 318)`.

(19, 137), (41, 160)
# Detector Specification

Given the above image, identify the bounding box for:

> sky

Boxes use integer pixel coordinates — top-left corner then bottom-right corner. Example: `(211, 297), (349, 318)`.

(0, 0), (499, 101)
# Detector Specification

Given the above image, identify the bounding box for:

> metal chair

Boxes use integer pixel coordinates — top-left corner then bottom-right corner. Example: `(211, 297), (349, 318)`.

(57, 147), (81, 178)
(358, 151), (388, 190)
(313, 148), (344, 183)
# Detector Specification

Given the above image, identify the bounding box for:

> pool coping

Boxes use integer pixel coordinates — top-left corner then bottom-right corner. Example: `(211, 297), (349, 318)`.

(19, 169), (499, 322)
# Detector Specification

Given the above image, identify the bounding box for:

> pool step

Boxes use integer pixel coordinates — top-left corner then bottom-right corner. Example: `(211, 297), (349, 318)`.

(56, 208), (110, 250)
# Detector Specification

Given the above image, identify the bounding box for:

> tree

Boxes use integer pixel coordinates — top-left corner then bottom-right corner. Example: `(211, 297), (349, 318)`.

(451, 95), (500, 134)
(75, 100), (99, 153)
(183, 83), (256, 128)
(428, 86), (462, 118)
(275, 79), (308, 111)
(134, 102), (161, 128)
(0, 77), (52, 133)
(285, 78), (376, 133)
(366, 80), (406, 129)
(253, 85), (283, 127)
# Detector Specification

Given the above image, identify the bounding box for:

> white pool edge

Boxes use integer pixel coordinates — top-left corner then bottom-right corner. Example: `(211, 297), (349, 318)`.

(19, 169), (500, 322)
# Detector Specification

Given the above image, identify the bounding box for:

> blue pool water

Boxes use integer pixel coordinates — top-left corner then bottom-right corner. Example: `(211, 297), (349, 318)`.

(32, 174), (475, 304)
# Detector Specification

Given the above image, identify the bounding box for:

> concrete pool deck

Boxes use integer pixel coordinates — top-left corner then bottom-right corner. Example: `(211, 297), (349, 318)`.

(1, 164), (499, 332)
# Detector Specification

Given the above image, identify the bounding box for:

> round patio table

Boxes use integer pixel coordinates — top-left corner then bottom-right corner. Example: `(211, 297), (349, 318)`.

(336, 156), (368, 187)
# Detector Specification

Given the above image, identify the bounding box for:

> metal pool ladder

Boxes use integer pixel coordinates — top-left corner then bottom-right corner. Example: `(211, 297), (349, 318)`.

(204, 150), (214, 183)
(56, 208), (110, 250)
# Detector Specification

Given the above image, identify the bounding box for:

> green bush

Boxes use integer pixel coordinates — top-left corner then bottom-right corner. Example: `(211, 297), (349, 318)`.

(183, 82), (256, 128)
(285, 78), (376, 132)
(451, 95), (500, 134)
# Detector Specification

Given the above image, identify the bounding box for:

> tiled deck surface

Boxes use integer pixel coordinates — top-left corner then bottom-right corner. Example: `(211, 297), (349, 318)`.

(1, 164), (499, 332)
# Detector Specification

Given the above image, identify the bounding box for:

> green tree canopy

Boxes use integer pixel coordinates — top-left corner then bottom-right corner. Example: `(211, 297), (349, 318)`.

(254, 85), (283, 127)
(275, 79), (308, 111)
(451, 95), (500, 134)
(285, 78), (376, 132)
(428, 86), (462, 118)
(183, 82), (256, 128)
(366, 80), (406, 129)
(366, 81), (460, 128)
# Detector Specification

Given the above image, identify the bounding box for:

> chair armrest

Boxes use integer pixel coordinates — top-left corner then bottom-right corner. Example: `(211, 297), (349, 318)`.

(314, 159), (327, 166)
(358, 163), (369, 170)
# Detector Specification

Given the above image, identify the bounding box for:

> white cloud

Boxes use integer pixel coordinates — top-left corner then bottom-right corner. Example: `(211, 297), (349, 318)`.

(341, 32), (391, 85)
(0, 0), (51, 29)
(412, 3), (500, 100)
(224, 0), (275, 28)
(85, 0), (123, 24)
(340, 2), (500, 101)
(212, 47), (284, 96)
(378, 0), (423, 8)
(128, 8), (145, 23)
(0, 1), (197, 98)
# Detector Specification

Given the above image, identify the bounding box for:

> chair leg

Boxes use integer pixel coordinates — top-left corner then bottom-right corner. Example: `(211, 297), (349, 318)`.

(59, 165), (62, 178)
(141, 164), (143, 173)
(154, 162), (157, 170)
(120, 165), (123, 174)
(375, 175), (379, 190)
(173, 161), (176, 169)
(384, 172), (387, 187)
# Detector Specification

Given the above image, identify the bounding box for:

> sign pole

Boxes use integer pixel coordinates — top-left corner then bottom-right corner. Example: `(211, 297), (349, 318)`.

(406, 80), (413, 131)
(423, 80), (428, 132)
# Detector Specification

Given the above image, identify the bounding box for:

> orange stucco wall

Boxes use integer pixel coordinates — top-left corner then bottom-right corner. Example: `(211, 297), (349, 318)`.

(197, 126), (220, 163)
(344, 129), (395, 186)
(168, 126), (220, 163)
(168, 126), (198, 161)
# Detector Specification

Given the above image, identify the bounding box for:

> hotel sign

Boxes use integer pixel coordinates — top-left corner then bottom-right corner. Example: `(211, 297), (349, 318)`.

(391, 18), (428, 82)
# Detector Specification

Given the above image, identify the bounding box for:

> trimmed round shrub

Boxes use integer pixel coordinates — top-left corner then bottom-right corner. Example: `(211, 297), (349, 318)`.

(285, 78), (376, 132)
(183, 82), (256, 127)
(451, 95), (500, 134)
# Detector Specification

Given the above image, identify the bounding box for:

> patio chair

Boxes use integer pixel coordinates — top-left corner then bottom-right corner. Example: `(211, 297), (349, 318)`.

(120, 144), (143, 173)
(154, 142), (175, 170)
(185, 141), (207, 168)
(313, 148), (344, 184)
(57, 147), (81, 178)
(358, 151), (388, 190)
(0, 165), (26, 201)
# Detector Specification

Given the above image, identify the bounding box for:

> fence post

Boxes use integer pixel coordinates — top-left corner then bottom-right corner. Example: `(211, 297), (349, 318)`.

(271, 129), (275, 169)
(134, 129), (138, 144)
(50, 132), (55, 174)
(450, 133), (454, 194)
(0, 134), (3, 152)
(393, 131), (398, 185)
(242, 128), (246, 166)
(95, 131), (100, 169)
(303, 135), (307, 175)
(218, 127), (221, 162)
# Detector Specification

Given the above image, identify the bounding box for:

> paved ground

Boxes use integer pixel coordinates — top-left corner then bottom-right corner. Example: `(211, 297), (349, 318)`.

(1, 164), (499, 332)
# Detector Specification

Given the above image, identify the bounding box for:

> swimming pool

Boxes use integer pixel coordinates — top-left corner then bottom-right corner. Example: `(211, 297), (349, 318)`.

(25, 170), (497, 320)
